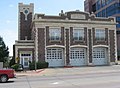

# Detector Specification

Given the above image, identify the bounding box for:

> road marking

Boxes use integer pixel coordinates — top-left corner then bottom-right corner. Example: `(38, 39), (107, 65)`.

(52, 82), (59, 85)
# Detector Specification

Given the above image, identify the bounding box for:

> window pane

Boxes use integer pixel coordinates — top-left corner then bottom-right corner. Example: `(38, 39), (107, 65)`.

(95, 29), (105, 40)
(73, 28), (84, 41)
(49, 28), (61, 41)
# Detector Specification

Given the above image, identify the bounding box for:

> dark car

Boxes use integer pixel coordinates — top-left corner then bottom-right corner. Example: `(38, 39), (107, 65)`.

(17, 64), (24, 71)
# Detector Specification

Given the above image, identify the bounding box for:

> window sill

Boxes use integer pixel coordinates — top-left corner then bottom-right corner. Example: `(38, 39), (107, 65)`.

(73, 40), (85, 43)
(49, 40), (61, 43)
(95, 40), (106, 43)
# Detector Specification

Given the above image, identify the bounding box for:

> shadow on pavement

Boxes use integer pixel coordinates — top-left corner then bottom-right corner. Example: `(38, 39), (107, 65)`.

(0, 81), (14, 83)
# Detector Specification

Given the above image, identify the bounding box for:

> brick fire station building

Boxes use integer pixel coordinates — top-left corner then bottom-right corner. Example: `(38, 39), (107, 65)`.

(13, 3), (117, 68)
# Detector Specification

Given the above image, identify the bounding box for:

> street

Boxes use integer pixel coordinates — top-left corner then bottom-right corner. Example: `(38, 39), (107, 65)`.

(1, 65), (120, 88)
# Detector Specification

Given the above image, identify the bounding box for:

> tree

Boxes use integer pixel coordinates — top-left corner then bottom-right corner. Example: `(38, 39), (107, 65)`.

(0, 36), (9, 63)
(9, 57), (15, 67)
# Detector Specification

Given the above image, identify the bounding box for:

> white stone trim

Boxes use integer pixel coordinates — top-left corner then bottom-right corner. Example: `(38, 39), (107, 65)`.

(15, 43), (34, 46)
(70, 45), (88, 48)
(23, 10), (29, 20)
(87, 28), (89, 65)
(34, 22), (115, 30)
(15, 46), (18, 63)
(73, 27), (84, 29)
(33, 19), (116, 25)
(64, 28), (66, 66)
(19, 51), (32, 54)
(46, 45), (65, 48)
(35, 27), (38, 62)
(94, 28), (105, 30)
(19, 3), (34, 13)
(69, 27), (71, 66)
(45, 27), (47, 62)
(49, 27), (61, 29)
(114, 28), (118, 63)
(15, 45), (34, 48)
(14, 45), (34, 63)
(93, 45), (109, 48)
(71, 14), (86, 19)
(91, 28), (93, 65)
(108, 29), (111, 64)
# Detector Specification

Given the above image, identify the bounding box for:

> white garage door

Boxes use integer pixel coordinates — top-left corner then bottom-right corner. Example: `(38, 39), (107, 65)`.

(92, 48), (108, 65)
(46, 48), (64, 67)
(70, 48), (87, 66)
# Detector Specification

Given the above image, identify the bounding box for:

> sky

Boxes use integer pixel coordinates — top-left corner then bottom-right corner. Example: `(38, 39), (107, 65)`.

(0, 0), (85, 56)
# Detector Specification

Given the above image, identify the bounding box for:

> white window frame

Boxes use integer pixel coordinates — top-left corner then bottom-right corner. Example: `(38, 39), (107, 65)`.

(93, 48), (106, 59)
(49, 28), (61, 41)
(73, 28), (84, 41)
(95, 29), (105, 41)
(70, 48), (85, 59)
(47, 48), (63, 59)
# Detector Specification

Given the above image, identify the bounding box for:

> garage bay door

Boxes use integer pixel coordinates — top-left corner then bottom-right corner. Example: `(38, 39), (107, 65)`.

(92, 48), (108, 65)
(46, 48), (64, 67)
(70, 48), (87, 66)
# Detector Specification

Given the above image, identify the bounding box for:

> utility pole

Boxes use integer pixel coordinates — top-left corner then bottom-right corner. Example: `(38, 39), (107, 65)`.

(35, 28), (37, 71)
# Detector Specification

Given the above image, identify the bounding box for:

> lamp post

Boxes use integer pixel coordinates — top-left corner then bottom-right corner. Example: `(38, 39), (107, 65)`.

(35, 59), (37, 71)
(34, 28), (37, 71)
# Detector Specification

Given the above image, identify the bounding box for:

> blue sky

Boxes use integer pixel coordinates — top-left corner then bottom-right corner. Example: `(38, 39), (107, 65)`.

(0, 0), (85, 56)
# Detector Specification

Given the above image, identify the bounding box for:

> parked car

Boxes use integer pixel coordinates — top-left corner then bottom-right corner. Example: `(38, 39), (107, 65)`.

(0, 69), (15, 82)
(17, 64), (24, 71)
(11, 64), (24, 71)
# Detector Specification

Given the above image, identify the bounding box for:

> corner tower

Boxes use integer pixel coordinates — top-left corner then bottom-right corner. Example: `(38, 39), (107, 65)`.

(18, 3), (34, 40)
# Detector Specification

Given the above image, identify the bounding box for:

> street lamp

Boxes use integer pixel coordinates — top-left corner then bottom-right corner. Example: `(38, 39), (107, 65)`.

(34, 28), (37, 71)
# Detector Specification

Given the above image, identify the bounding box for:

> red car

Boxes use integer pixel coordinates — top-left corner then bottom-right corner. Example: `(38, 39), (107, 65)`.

(0, 69), (15, 82)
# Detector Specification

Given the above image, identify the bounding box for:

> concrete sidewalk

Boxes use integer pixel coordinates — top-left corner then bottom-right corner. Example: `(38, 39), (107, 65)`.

(15, 65), (120, 77)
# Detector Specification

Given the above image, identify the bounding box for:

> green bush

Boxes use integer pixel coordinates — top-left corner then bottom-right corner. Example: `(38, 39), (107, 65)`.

(29, 61), (35, 70)
(3, 62), (9, 68)
(37, 61), (49, 69)
(29, 61), (49, 70)
(9, 57), (15, 67)
(11, 64), (19, 71)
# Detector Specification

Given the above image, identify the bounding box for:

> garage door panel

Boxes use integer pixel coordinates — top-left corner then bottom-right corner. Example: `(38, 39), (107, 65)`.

(46, 48), (64, 67)
(92, 48), (108, 65)
(70, 48), (87, 66)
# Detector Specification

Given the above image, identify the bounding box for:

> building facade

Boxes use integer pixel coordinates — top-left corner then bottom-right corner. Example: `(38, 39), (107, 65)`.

(13, 3), (34, 68)
(84, 0), (96, 14)
(84, 0), (120, 28)
(84, 0), (120, 60)
(13, 3), (117, 68)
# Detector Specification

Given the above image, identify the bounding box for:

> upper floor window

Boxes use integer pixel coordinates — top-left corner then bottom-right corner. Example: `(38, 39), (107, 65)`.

(95, 29), (105, 40)
(49, 28), (61, 41)
(73, 28), (84, 41)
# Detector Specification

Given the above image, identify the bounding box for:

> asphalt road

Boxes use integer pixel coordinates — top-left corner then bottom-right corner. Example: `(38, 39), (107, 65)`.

(0, 69), (120, 88)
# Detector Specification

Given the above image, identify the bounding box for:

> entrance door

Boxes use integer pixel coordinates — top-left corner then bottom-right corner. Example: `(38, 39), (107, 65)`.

(20, 53), (32, 68)
(24, 57), (29, 67)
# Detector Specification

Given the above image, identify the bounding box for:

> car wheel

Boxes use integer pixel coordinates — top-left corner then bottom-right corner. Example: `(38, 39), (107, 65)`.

(0, 75), (8, 83)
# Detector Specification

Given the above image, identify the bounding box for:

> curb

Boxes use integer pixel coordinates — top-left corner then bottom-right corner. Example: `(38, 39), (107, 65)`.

(35, 69), (45, 73)
(15, 69), (45, 77)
